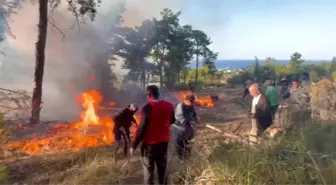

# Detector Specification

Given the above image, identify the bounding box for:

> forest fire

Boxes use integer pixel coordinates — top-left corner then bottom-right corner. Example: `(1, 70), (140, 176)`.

(6, 90), (139, 154)
(179, 91), (215, 107)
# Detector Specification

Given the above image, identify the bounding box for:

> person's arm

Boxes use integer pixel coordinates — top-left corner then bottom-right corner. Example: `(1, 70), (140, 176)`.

(191, 107), (199, 124)
(171, 104), (176, 124)
(131, 115), (138, 126)
(174, 103), (185, 124)
(131, 105), (151, 150)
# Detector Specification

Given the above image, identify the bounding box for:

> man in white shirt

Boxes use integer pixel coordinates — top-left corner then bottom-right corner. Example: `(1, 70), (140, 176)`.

(248, 83), (273, 145)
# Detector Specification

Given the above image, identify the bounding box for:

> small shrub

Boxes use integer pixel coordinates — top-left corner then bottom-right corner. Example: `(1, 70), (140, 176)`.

(310, 78), (336, 121)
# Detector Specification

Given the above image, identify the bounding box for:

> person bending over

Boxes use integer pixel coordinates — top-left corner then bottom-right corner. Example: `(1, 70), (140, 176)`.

(113, 104), (138, 157)
(172, 94), (199, 160)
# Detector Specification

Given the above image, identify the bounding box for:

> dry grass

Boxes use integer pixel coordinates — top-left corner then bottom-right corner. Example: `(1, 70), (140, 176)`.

(168, 121), (336, 185)
(5, 120), (336, 185)
(1, 85), (336, 184)
(5, 148), (124, 184)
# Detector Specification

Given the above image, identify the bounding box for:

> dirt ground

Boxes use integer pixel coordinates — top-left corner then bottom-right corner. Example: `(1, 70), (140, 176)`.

(3, 86), (252, 184)
(118, 86), (251, 184)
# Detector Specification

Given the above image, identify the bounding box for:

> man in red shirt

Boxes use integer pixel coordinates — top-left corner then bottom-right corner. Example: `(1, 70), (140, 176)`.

(130, 85), (175, 185)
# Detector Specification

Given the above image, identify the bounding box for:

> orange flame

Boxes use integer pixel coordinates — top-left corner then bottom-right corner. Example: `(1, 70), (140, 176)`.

(179, 91), (214, 108)
(6, 89), (138, 154)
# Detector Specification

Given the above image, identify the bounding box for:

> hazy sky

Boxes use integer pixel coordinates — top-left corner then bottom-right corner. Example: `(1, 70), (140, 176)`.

(172, 0), (336, 60)
(2, 0), (336, 60)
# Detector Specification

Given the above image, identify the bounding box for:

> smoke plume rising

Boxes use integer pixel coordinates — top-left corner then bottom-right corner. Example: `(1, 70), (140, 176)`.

(0, 0), (182, 121)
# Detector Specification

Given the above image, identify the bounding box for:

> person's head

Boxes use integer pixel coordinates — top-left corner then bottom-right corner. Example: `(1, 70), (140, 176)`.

(183, 94), (196, 106)
(264, 80), (272, 87)
(146, 85), (160, 101)
(249, 83), (260, 97)
(292, 81), (298, 88)
(129, 104), (138, 113)
(280, 77), (288, 86)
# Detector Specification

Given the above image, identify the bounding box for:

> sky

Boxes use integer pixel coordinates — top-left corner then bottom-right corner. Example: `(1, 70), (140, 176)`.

(1, 0), (336, 60)
(173, 0), (336, 60)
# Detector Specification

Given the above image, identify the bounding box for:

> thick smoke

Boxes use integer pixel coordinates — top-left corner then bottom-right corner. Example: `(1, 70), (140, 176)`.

(121, 0), (183, 27)
(0, 0), (182, 121)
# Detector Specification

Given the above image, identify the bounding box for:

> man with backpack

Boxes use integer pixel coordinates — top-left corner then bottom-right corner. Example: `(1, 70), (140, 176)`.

(130, 85), (175, 185)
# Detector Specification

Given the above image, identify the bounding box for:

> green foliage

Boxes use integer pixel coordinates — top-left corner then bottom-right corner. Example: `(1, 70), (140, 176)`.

(227, 52), (335, 85)
(287, 52), (304, 74)
(227, 70), (252, 84)
(49, 0), (102, 21)
(264, 57), (277, 68)
(111, 8), (216, 89)
(329, 57), (336, 75)
(253, 56), (260, 81)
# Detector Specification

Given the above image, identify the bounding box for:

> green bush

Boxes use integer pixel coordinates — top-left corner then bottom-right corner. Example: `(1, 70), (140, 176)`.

(227, 72), (252, 84)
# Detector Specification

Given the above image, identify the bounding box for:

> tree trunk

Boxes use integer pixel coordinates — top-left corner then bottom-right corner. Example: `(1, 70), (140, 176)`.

(194, 44), (199, 86)
(158, 44), (165, 88)
(146, 72), (150, 86)
(29, 0), (48, 125)
(141, 68), (146, 90)
(183, 69), (187, 84)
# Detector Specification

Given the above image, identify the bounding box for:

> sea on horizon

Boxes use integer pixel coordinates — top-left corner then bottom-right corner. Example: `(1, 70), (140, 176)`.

(188, 59), (328, 69)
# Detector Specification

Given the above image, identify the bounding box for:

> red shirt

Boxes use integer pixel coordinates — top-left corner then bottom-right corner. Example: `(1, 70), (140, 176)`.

(132, 100), (175, 149)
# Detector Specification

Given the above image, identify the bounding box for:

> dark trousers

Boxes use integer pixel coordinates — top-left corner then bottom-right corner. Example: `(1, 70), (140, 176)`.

(173, 125), (194, 160)
(141, 142), (168, 185)
(114, 127), (130, 156)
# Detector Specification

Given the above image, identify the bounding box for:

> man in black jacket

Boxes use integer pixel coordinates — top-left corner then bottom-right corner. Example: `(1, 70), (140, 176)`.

(113, 104), (138, 156)
(248, 83), (273, 145)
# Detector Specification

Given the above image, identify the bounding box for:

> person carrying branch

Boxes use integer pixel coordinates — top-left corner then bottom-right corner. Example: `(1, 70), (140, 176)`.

(172, 94), (199, 160)
(130, 85), (175, 185)
(113, 104), (138, 157)
(248, 83), (273, 145)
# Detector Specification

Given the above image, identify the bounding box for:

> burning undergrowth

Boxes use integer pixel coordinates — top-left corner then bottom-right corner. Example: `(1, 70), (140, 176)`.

(178, 91), (216, 108)
(5, 89), (139, 154)
(4, 89), (214, 155)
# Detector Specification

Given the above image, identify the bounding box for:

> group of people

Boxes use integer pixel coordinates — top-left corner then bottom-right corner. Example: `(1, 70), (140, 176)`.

(112, 85), (199, 185)
(111, 77), (308, 184)
(244, 75), (309, 144)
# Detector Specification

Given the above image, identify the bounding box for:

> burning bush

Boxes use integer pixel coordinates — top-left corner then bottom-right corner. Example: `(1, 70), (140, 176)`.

(179, 91), (215, 107)
(5, 89), (127, 154)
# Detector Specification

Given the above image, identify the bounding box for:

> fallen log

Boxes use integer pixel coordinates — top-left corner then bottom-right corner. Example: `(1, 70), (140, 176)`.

(205, 124), (243, 140)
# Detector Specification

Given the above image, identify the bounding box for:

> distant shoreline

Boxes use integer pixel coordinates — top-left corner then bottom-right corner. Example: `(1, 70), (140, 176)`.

(188, 59), (329, 69)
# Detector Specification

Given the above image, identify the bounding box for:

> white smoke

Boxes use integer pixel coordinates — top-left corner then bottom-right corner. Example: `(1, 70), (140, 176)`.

(0, 0), (183, 121)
